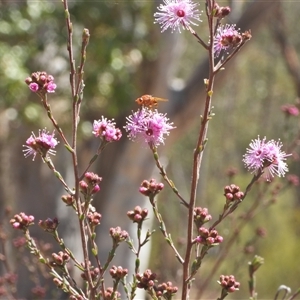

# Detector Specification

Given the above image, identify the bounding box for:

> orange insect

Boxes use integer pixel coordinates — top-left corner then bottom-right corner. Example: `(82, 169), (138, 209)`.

(135, 94), (168, 109)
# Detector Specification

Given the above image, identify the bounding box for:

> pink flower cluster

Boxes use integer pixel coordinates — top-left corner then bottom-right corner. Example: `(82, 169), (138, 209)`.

(23, 129), (58, 161)
(154, 0), (202, 33)
(214, 24), (241, 57)
(10, 212), (35, 230)
(79, 172), (102, 197)
(218, 275), (240, 293)
(196, 227), (223, 245)
(139, 179), (164, 197)
(25, 71), (57, 94)
(243, 136), (291, 179)
(124, 107), (175, 148)
(92, 117), (122, 142)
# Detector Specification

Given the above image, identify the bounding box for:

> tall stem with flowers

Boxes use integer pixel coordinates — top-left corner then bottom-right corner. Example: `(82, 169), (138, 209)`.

(7, 0), (298, 300)
(154, 0), (252, 298)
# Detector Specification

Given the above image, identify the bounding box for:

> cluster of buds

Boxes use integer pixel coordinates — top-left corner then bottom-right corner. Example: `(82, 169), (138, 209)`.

(25, 71), (57, 94)
(81, 266), (100, 282)
(225, 167), (238, 178)
(127, 206), (148, 224)
(194, 207), (212, 228)
(196, 227), (223, 246)
(256, 227), (267, 238)
(3, 273), (18, 286)
(154, 281), (178, 298)
(243, 245), (255, 254)
(10, 212), (34, 230)
(87, 211), (102, 227)
(13, 236), (26, 248)
(0, 273), (18, 297)
(31, 285), (46, 298)
(110, 227), (129, 246)
(38, 217), (59, 232)
(281, 104), (299, 117)
(218, 275), (240, 293)
(100, 287), (121, 300)
(287, 174), (299, 186)
(136, 270), (178, 299)
(139, 179), (164, 197)
(136, 269), (157, 290)
(213, 3), (231, 19)
(61, 194), (75, 206)
(224, 184), (244, 204)
(51, 251), (70, 267)
(12, 237), (27, 248)
(109, 266), (128, 280)
(79, 172), (102, 198)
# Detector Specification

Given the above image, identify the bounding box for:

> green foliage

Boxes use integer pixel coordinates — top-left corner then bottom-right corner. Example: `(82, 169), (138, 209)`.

(0, 1), (158, 126)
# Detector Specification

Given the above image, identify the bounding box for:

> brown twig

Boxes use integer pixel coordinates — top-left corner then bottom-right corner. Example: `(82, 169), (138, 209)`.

(151, 197), (184, 265)
(181, 1), (216, 299)
(62, 0), (94, 297)
(151, 146), (189, 208)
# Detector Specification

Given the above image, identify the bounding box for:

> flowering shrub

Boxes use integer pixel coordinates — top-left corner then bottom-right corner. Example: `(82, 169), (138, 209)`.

(2, 0), (300, 300)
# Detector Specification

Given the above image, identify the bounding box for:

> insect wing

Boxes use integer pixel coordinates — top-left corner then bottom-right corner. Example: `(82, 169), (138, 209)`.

(153, 97), (168, 102)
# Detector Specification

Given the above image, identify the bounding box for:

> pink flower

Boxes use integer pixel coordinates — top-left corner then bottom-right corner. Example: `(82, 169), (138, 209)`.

(29, 82), (39, 92)
(281, 104), (299, 116)
(25, 71), (57, 94)
(23, 129), (59, 160)
(243, 136), (291, 179)
(214, 24), (241, 57)
(45, 81), (57, 93)
(124, 107), (175, 147)
(154, 0), (202, 33)
(93, 117), (122, 142)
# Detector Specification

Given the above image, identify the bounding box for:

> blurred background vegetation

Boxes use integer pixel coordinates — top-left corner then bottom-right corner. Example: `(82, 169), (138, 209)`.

(0, 0), (299, 299)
